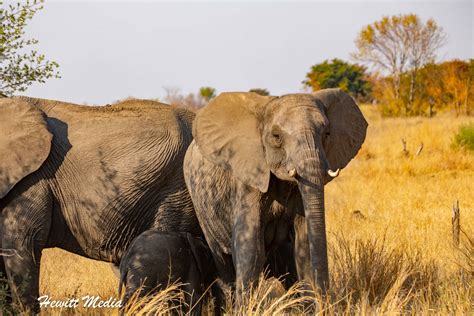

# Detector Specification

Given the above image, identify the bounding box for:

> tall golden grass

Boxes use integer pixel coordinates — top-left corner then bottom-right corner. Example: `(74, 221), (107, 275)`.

(6, 105), (473, 314)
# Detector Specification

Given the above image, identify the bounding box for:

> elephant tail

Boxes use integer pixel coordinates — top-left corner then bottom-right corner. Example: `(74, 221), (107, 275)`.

(118, 269), (128, 297)
(117, 259), (127, 296)
(118, 275), (123, 295)
(118, 262), (127, 295)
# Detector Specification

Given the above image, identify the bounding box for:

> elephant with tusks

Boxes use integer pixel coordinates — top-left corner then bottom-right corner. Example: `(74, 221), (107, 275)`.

(183, 89), (368, 300)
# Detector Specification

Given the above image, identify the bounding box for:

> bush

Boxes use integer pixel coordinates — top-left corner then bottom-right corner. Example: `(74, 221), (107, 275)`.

(453, 123), (474, 151)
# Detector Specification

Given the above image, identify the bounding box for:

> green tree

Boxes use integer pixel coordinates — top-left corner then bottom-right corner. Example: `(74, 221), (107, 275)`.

(249, 88), (270, 96)
(199, 86), (216, 102)
(303, 58), (371, 100)
(0, 0), (60, 97)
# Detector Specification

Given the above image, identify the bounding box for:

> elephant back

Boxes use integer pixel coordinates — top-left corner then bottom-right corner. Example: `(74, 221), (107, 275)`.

(0, 98), (53, 199)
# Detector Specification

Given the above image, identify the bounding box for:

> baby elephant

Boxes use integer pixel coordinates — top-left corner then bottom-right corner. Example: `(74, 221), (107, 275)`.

(119, 231), (217, 314)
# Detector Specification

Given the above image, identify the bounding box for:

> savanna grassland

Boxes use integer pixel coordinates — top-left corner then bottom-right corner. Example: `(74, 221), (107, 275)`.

(33, 105), (473, 315)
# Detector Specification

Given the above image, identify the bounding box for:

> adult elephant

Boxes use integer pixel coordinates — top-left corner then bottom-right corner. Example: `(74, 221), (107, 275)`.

(183, 89), (368, 296)
(0, 97), (200, 311)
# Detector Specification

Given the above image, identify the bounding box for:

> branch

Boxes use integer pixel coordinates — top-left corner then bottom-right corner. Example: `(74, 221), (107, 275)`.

(2, 1), (43, 19)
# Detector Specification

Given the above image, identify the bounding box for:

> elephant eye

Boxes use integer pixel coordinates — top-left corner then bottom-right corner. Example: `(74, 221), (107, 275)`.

(323, 130), (331, 146)
(270, 126), (282, 147)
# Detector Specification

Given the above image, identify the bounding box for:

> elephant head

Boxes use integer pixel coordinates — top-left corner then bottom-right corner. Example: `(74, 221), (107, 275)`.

(192, 88), (368, 290)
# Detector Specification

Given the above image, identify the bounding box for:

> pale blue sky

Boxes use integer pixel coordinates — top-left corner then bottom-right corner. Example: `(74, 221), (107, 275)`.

(20, 0), (474, 104)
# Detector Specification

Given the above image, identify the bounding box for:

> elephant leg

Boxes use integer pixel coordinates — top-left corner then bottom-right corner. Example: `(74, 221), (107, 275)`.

(211, 282), (225, 316)
(294, 215), (313, 288)
(200, 250), (232, 314)
(0, 247), (12, 309)
(183, 272), (202, 316)
(1, 181), (52, 313)
(232, 188), (266, 304)
(266, 241), (298, 290)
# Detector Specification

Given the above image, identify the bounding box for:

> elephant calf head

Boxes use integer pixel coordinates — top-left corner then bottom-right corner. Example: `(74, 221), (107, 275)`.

(119, 231), (215, 312)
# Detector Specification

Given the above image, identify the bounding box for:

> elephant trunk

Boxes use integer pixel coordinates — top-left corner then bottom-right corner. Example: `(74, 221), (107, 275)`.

(294, 131), (329, 292)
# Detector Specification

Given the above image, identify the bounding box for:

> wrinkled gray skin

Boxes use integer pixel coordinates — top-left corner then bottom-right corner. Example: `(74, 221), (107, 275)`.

(119, 231), (216, 315)
(0, 97), (201, 311)
(184, 89), (368, 298)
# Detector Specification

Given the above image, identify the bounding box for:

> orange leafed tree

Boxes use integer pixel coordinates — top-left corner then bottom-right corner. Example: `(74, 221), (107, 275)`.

(443, 60), (471, 115)
(353, 14), (446, 116)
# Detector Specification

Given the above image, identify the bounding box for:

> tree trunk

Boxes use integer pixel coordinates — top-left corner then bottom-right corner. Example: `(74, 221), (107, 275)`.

(464, 78), (470, 115)
(408, 69), (418, 114)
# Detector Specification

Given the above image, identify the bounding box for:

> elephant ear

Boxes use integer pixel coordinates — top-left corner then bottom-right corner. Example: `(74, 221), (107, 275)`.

(186, 234), (211, 279)
(313, 88), (368, 172)
(193, 92), (274, 192)
(0, 98), (53, 198)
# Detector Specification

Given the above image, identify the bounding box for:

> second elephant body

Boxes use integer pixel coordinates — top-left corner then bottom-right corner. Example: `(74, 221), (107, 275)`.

(0, 97), (200, 310)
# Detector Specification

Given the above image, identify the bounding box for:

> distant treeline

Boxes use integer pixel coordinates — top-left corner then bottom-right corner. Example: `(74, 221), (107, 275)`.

(165, 57), (473, 117)
(304, 14), (473, 117)
(373, 59), (473, 116)
(304, 58), (474, 117)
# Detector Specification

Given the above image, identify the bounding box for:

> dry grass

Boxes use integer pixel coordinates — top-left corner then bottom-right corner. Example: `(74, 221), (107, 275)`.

(5, 105), (473, 314)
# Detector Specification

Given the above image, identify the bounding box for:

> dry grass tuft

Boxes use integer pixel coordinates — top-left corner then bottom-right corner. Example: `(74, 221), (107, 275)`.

(329, 234), (439, 307)
(229, 276), (311, 315)
(122, 283), (186, 315)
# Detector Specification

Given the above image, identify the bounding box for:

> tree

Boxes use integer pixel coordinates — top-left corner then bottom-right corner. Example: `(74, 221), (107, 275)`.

(249, 88), (270, 96)
(199, 86), (216, 102)
(163, 86), (216, 110)
(442, 60), (471, 115)
(353, 14), (445, 114)
(303, 58), (371, 100)
(416, 62), (446, 116)
(373, 59), (474, 117)
(468, 59), (474, 115)
(163, 87), (199, 110)
(0, 0), (59, 97)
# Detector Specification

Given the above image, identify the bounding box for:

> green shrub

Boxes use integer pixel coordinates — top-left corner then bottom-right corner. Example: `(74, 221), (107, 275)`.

(453, 123), (474, 151)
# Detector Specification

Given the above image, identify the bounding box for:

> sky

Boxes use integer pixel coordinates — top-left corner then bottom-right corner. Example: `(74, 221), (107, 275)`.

(18, 0), (474, 105)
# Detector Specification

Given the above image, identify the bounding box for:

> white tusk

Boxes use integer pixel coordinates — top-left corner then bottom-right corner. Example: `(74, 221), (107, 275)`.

(288, 168), (297, 178)
(327, 168), (340, 178)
